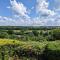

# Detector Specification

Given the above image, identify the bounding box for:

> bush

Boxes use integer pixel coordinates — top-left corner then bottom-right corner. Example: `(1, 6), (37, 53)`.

(52, 29), (60, 40)
(7, 30), (14, 34)
(44, 41), (60, 60)
(0, 32), (9, 38)
(32, 30), (39, 36)
(0, 39), (60, 60)
(0, 39), (46, 60)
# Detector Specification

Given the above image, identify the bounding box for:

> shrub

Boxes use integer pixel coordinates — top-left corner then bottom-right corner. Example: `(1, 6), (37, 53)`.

(44, 41), (60, 60)
(52, 29), (60, 40)
(7, 30), (14, 35)
(0, 32), (9, 38)
(32, 30), (39, 36)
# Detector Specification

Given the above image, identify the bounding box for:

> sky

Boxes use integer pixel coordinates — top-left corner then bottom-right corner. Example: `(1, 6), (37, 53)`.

(0, 0), (60, 26)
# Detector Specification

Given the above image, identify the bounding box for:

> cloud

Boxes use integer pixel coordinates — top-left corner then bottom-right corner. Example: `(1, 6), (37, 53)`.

(0, 15), (60, 26)
(53, 0), (60, 12)
(0, 16), (45, 26)
(36, 0), (56, 16)
(3, 0), (60, 26)
(0, 16), (31, 26)
(10, 0), (30, 18)
(0, 16), (17, 26)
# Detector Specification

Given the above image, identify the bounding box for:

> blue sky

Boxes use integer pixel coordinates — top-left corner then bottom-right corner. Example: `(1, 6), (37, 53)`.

(0, 0), (60, 26)
(0, 0), (36, 17)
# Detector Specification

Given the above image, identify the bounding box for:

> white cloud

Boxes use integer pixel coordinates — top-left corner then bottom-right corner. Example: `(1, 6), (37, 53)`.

(0, 16), (16, 26)
(36, 0), (56, 16)
(0, 15), (60, 26)
(3, 0), (60, 26)
(10, 0), (30, 18)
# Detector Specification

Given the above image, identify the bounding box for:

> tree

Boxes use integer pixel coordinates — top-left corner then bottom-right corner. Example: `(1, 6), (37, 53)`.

(40, 30), (43, 35)
(20, 30), (25, 35)
(7, 30), (14, 34)
(52, 29), (60, 40)
(32, 30), (39, 36)
(0, 32), (9, 38)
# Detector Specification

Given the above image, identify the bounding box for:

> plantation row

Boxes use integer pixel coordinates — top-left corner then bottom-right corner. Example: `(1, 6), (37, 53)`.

(0, 39), (60, 60)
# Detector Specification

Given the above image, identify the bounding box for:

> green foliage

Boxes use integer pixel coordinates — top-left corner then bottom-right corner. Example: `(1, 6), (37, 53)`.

(32, 30), (39, 36)
(0, 39), (47, 60)
(0, 27), (60, 60)
(52, 29), (60, 40)
(0, 28), (60, 41)
(7, 30), (14, 34)
(0, 32), (9, 38)
(20, 30), (25, 35)
(44, 41), (60, 60)
(0, 39), (60, 60)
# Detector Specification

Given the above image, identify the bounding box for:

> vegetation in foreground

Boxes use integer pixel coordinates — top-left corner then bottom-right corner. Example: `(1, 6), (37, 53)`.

(0, 26), (60, 60)
(0, 39), (59, 60)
